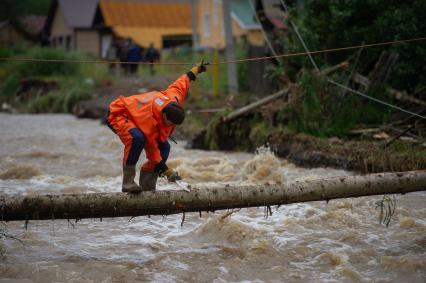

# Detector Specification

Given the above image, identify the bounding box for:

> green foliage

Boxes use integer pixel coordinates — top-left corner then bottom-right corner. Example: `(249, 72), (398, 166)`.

(295, 0), (426, 92)
(16, 48), (80, 77)
(281, 70), (392, 137)
(0, 74), (20, 103)
(0, 47), (106, 113)
(249, 119), (271, 146)
(27, 92), (61, 113)
(236, 42), (249, 92)
(27, 88), (92, 113)
(264, 2), (425, 138)
(0, 0), (50, 20)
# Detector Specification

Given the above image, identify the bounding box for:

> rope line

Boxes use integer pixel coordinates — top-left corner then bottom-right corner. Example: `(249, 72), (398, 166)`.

(219, 37), (426, 64)
(0, 37), (424, 66)
(327, 80), (426, 119)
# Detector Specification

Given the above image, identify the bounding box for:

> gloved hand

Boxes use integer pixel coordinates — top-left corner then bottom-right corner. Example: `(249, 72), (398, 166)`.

(188, 60), (208, 80)
(154, 160), (168, 175)
(164, 168), (182, 182)
(154, 161), (182, 182)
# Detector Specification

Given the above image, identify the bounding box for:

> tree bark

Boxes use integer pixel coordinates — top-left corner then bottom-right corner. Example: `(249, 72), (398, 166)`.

(223, 88), (289, 122)
(1, 171), (425, 222)
(352, 73), (426, 107)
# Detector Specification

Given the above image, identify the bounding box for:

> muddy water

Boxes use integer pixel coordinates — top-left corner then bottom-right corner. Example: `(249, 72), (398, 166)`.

(0, 114), (425, 283)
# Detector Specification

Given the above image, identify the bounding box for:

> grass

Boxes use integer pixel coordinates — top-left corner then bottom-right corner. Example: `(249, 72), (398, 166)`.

(0, 46), (110, 112)
(281, 70), (393, 138)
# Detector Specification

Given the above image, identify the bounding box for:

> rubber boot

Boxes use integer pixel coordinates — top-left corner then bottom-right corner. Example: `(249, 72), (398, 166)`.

(139, 171), (158, 191)
(122, 165), (142, 193)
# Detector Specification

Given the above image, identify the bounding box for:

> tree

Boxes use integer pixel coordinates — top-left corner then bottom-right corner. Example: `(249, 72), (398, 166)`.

(0, 0), (50, 21)
(296, 0), (426, 91)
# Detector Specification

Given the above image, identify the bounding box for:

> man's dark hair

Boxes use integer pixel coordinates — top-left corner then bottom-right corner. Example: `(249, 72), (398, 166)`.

(162, 102), (185, 125)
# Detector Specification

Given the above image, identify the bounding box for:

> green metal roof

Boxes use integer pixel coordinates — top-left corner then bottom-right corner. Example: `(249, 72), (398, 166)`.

(230, 0), (261, 29)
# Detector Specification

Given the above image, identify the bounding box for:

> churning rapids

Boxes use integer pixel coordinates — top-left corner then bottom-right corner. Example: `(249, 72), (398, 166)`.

(0, 114), (425, 283)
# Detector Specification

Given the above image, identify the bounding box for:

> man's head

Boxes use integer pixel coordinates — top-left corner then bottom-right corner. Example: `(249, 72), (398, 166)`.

(162, 102), (185, 126)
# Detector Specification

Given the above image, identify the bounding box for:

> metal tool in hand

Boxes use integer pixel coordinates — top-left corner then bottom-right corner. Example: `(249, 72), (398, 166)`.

(175, 180), (190, 192)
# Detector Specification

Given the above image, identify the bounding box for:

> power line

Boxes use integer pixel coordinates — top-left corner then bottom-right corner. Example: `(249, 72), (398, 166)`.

(217, 37), (426, 64)
(279, 0), (319, 70)
(0, 37), (424, 66)
(327, 80), (426, 119)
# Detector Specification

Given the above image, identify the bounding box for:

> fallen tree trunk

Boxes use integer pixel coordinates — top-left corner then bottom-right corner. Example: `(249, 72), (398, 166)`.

(351, 73), (426, 107)
(223, 88), (289, 122)
(1, 171), (425, 222)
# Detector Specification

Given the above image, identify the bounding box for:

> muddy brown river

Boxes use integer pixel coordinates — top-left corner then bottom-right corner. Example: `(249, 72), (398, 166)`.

(0, 114), (425, 282)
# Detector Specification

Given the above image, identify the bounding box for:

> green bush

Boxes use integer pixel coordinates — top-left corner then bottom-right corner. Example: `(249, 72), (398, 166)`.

(27, 88), (92, 113)
(0, 73), (19, 103)
(16, 47), (80, 77)
(295, 0), (426, 92)
(0, 47), (109, 112)
(62, 88), (92, 112)
(236, 42), (249, 92)
(281, 70), (392, 137)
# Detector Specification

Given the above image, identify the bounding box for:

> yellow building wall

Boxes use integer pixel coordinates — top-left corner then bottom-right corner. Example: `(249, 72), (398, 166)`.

(75, 30), (100, 56)
(197, 0), (224, 48)
(247, 30), (264, 46)
(197, 0), (264, 49)
(113, 26), (191, 49)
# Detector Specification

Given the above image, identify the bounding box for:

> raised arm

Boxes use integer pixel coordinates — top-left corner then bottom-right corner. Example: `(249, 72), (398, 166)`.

(163, 61), (208, 104)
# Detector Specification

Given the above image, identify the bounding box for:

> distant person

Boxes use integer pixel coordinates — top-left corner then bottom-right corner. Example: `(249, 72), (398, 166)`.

(106, 41), (118, 74)
(106, 61), (208, 193)
(144, 43), (160, 75)
(118, 38), (131, 75)
(127, 40), (143, 75)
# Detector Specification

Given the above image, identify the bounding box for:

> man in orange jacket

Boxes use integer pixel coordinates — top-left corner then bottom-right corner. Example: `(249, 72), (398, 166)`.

(107, 61), (207, 193)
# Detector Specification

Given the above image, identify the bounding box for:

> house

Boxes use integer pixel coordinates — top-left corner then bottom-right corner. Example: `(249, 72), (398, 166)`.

(44, 0), (101, 54)
(196, 0), (264, 49)
(99, 0), (192, 49)
(0, 16), (46, 47)
(44, 0), (193, 57)
(43, 0), (286, 57)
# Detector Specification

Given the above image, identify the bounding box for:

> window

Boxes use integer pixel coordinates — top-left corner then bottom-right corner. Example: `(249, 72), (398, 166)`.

(65, 35), (71, 51)
(58, 36), (63, 47)
(203, 14), (211, 38)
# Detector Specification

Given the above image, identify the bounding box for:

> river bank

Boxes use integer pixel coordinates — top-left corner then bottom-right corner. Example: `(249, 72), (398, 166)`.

(189, 118), (426, 174)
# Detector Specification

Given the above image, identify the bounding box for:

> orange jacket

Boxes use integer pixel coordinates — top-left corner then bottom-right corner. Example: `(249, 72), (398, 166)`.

(109, 74), (190, 164)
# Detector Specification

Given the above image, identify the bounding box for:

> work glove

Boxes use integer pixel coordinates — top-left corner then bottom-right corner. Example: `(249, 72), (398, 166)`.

(154, 160), (168, 174)
(154, 161), (181, 182)
(163, 168), (182, 182)
(188, 60), (208, 80)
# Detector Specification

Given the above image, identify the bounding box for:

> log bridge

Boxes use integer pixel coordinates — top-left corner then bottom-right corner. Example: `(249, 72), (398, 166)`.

(1, 171), (425, 222)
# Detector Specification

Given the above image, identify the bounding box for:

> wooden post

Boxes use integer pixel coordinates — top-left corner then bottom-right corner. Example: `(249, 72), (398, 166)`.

(213, 47), (220, 97)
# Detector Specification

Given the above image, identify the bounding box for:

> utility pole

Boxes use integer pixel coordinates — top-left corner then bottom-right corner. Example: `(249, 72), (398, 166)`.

(222, 0), (239, 95)
(190, 0), (198, 51)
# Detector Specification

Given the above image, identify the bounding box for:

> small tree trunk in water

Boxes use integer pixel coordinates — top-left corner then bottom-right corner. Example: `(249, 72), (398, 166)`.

(1, 171), (425, 222)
